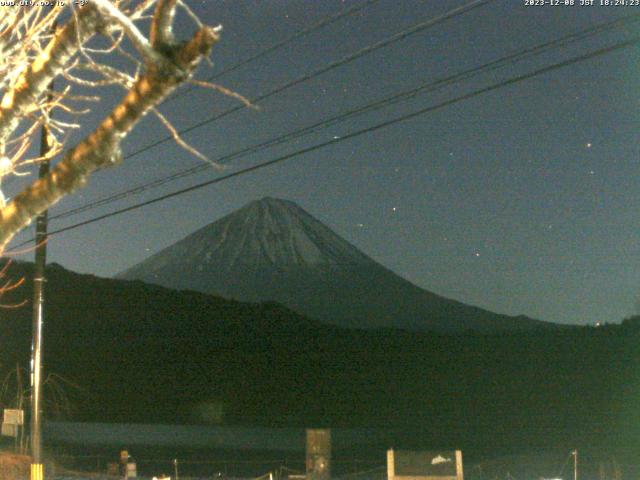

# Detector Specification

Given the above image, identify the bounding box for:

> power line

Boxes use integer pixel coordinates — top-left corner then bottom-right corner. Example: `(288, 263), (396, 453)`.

(49, 0), (499, 220)
(12, 35), (639, 249)
(124, 0), (495, 160)
(165, 0), (383, 104)
(49, 12), (640, 221)
(26, 36), (640, 241)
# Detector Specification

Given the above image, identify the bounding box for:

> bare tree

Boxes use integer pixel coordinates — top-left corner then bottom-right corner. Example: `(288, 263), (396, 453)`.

(0, 0), (223, 251)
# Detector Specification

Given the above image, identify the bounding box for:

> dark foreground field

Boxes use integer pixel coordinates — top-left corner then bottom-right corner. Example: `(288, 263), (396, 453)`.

(0, 263), (638, 478)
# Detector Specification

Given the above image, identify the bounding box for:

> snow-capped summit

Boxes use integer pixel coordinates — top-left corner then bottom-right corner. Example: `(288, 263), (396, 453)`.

(118, 197), (553, 333)
(182, 196), (375, 268)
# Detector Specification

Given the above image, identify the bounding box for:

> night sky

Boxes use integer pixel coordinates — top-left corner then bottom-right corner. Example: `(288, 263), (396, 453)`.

(7, 0), (640, 326)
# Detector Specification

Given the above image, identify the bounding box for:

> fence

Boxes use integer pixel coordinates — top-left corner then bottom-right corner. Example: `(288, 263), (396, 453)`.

(47, 453), (385, 480)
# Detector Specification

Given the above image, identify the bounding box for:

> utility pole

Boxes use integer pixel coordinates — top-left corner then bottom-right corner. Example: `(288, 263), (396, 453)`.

(31, 82), (53, 480)
(572, 450), (578, 480)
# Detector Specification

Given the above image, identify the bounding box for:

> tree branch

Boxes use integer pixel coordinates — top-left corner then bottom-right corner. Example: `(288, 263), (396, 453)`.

(150, 0), (178, 48)
(91, 0), (161, 65)
(0, 5), (101, 152)
(0, 24), (220, 250)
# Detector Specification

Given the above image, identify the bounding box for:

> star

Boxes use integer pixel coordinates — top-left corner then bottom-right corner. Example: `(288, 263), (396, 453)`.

(586, 142), (592, 148)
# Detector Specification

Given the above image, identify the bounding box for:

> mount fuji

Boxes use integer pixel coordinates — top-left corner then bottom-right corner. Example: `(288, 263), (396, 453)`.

(118, 197), (553, 332)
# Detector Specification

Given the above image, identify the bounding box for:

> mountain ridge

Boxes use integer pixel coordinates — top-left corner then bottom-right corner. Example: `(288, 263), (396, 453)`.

(0, 259), (635, 455)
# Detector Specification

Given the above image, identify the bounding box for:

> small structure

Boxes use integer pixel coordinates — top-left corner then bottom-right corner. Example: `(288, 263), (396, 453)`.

(1, 409), (24, 438)
(387, 450), (463, 480)
(306, 429), (331, 480)
(120, 450), (137, 479)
